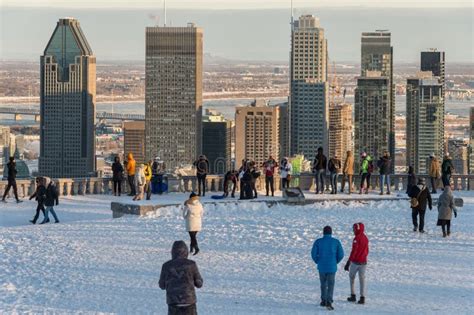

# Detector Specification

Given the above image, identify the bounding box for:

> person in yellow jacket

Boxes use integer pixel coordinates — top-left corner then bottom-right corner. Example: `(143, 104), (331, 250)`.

(126, 153), (136, 196)
(143, 160), (153, 200)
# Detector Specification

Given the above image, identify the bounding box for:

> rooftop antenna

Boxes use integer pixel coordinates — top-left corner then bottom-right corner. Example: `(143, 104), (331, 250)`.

(164, 0), (167, 26)
(290, 0), (294, 31)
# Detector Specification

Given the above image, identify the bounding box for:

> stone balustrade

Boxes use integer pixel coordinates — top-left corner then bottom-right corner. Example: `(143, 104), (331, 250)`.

(2, 174), (474, 198)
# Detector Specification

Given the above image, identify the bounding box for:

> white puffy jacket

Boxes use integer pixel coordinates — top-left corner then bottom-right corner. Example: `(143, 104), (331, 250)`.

(183, 199), (204, 232)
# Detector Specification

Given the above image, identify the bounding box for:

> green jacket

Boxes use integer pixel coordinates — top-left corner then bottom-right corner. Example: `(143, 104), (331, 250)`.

(360, 155), (372, 174)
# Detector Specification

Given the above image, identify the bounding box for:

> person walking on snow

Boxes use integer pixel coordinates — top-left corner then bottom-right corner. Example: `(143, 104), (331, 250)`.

(328, 155), (341, 195)
(29, 177), (46, 224)
(126, 153), (136, 196)
(312, 147), (327, 194)
(194, 155), (209, 197)
(437, 185), (457, 237)
(262, 156), (278, 197)
(112, 156), (124, 196)
(183, 192), (204, 255)
(377, 151), (392, 195)
(408, 177), (432, 233)
(159, 240), (203, 315)
(40, 177), (59, 224)
(429, 154), (441, 193)
(341, 150), (354, 194)
(441, 153), (454, 188)
(2, 156), (22, 203)
(311, 225), (344, 310)
(344, 222), (369, 305)
(133, 164), (146, 201)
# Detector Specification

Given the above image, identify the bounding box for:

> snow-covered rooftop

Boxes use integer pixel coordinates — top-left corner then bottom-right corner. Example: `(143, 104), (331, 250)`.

(1, 193), (473, 313)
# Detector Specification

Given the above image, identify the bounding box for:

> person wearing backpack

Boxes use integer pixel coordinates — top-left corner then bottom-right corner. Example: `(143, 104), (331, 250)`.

(41, 177), (60, 224)
(408, 177), (432, 233)
(359, 152), (372, 194)
(328, 155), (341, 194)
(312, 147), (327, 194)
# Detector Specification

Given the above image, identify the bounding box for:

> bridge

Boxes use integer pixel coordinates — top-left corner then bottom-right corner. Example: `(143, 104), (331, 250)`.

(0, 106), (145, 121)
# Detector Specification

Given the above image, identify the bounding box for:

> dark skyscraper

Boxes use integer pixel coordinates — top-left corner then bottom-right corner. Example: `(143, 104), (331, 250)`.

(145, 24), (203, 169)
(39, 18), (96, 178)
(421, 50), (445, 86)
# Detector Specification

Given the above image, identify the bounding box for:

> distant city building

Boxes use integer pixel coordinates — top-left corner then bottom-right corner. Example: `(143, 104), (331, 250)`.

(354, 72), (390, 162)
(289, 14), (329, 157)
(235, 99), (280, 166)
(0, 127), (11, 177)
(123, 121), (145, 164)
(448, 139), (469, 175)
(39, 18), (96, 178)
(469, 107), (474, 174)
(421, 50), (445, 90)
(329, 103), (353, 163)
(359, 31), (394, 165)
(145, 23), (203, 169)
(277, 102), (289, 160)
(202, 109), (232, 174)
(406, 70), (445, 174)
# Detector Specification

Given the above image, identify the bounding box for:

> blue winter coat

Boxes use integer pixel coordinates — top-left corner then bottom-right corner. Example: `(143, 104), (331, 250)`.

(311, 234), (344, 273)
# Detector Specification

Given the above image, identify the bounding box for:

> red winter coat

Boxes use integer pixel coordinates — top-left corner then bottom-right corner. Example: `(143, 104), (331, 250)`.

(349, 222), (369, 264)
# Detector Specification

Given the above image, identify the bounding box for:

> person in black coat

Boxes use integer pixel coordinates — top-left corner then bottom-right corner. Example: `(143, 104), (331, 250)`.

(193, 155), (210, 197)
(406, 166), (417, 195)
(312, 147), (328, 194)
(223, 169), (238, 198)
(2, 156), (21, 203)
(408, 177), (432, 233)
(112, 156), (124, 196)
(40, 178), (60, 224)
(29, 177), (46, 224)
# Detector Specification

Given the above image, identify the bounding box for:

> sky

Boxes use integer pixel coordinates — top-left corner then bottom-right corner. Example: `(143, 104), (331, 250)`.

(2, 0), (473, 9)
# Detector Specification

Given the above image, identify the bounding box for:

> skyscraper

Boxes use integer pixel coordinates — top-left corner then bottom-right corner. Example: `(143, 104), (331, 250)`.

(406, 71), (444, 174)
(421, 50), (445, 89)
(235, 99), (280, 166)
(355, 31), (394, 164)
(39, 18), (96, 178)
(354, 72), (390, 161)
(277, 102), (289, 160)
(145, 23), (203, 169)
(469, 107), (474, 174)
(289, 14), (329, 157)
(329, 103), (353, 163)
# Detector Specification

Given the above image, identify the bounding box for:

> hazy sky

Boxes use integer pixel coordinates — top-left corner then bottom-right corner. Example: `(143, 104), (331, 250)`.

(3, 0), (472, 9)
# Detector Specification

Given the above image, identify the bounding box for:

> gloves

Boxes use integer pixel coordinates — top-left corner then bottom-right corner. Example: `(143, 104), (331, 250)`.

(454, 210), (457, 218)
(344, 261), (351, 271)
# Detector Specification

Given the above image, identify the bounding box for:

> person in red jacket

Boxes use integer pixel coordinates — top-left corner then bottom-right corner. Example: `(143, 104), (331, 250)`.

(344, 222), (369, 305)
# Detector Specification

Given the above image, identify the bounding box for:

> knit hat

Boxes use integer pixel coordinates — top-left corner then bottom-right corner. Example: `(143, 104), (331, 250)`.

(418, 177), (426, 185)
(189, 192), (198, 199)
(323, 225), (332, 235)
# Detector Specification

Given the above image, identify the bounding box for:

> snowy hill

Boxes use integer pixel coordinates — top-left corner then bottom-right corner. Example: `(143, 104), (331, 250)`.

(1, 194), (473, 314)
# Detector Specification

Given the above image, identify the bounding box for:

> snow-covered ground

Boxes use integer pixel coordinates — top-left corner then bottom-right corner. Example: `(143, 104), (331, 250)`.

(1, 192), (473, 314)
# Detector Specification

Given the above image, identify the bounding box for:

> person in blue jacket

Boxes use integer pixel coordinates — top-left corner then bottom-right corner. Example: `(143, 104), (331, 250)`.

(311, 225), (344, 310)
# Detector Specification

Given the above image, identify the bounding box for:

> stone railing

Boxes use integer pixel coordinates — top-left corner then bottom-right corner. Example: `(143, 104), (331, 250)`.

(2, 173), (474, 198)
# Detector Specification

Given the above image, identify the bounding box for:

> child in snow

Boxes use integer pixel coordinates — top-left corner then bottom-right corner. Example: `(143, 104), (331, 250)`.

(311, 226), (344, 310)
(183, 192), (204, 255)
(159, 240), (203, 315)
(344, 222), (369, 305)
(437, 185), (457, 237)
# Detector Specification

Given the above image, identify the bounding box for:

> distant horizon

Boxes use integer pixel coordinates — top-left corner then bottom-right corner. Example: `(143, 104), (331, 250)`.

(1, 6), (472, 63)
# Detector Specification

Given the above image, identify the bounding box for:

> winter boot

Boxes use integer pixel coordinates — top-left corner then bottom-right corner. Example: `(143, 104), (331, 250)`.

(16, 199), (23, 203)
(347, 294), (356, 302)
(320, 301), (326, 307)
(357, 297), (365, 304)
(40, 219), (50, 224)
(193, 247), (200, 256)
(29, 220), (36, 224)
(447, 231), (451, 236)
(326, 303), (334, 310)
(443, 232), (447, 237)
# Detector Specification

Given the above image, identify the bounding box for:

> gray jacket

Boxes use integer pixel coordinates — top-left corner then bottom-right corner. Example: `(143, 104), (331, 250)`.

(437, 187), (456, 220)
(159, 241), (203, 305)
